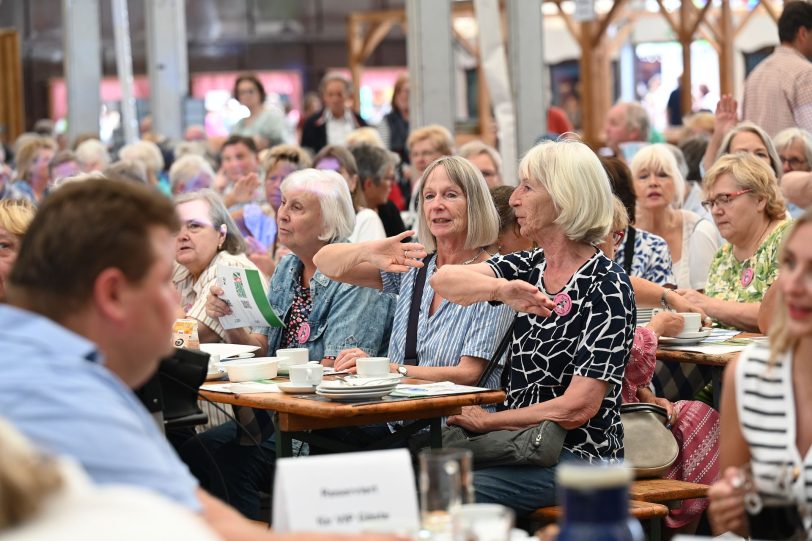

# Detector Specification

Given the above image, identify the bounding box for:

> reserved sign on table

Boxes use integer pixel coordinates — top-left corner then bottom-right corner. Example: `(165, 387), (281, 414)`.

(272, 449), (419, 533)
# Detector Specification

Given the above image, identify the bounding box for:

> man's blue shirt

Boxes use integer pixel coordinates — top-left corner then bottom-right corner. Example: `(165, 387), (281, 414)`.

(0, 304), (200, 511)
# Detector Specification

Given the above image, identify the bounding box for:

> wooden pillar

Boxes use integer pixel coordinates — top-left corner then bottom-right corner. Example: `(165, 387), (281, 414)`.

(578, 21), (598, 146)
(679, 1), (693, 118)
(719, 0), (734, 96)
(0, 29), (23, 143)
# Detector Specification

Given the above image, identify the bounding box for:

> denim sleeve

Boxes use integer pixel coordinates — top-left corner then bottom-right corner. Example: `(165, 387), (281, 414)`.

(321, 284), (397, 358)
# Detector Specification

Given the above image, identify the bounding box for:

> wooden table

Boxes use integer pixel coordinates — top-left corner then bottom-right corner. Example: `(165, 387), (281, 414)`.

(656, 333), (761, 408)
(200, 380), (505, 458)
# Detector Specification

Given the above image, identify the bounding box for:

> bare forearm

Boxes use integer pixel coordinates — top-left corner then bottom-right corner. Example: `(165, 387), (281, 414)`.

(708, 298), (760, 332)
(781, 171), (812, 208)
(405, 363), (483, 386)
(703, 130), (724, 173)
(481, 395), (598, 431)
(430, 265), (502, 306)
(313, 244), (383, 289)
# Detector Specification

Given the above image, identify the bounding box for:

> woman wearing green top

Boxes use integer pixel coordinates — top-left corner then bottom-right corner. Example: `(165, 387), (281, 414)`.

(676, 154), (788, 332)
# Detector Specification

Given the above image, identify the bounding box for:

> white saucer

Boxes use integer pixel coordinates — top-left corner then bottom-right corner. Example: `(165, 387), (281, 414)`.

(674, 328), (713, 340)
(278, 382), (316, 394)
(315, 389), (393, 401)
(660, 328), (713, 346)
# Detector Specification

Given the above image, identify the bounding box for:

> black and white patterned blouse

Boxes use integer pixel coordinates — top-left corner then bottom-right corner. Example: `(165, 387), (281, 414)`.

(487, 248), (636, 462)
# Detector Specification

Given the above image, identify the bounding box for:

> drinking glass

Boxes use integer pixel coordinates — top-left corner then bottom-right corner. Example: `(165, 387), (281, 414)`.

(452, 503), (514, 541)
(418, 448), (474, 538)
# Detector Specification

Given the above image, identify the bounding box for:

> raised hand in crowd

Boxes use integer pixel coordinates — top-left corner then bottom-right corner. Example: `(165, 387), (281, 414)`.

(704, 95), (739, 172)
(224, 172), (261, 207)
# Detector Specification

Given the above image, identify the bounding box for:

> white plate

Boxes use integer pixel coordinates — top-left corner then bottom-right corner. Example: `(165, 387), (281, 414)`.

(199, 344), (260, 358)
(660, 328), (713, 346)
(318, 381), (400, 392)
(278, 382), (316, 394)
(316, 389), (393, 401)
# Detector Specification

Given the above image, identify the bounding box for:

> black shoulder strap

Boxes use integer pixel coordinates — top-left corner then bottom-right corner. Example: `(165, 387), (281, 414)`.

(403, 253), (435, 365)
(476, 315), (517, 388)
(623, 226), (636, 276)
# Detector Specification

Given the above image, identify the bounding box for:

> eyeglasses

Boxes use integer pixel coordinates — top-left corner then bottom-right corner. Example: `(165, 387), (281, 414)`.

(612, 229), (626, 248)
(180, 220), (215, 234)
(700, 188), (753, 211)
(780, 156), (808, 170)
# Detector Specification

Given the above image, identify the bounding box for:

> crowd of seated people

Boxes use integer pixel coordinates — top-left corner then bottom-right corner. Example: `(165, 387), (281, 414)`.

(4, 6), (812, 536)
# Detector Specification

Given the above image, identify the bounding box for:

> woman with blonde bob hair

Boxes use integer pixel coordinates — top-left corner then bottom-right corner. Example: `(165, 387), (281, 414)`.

(429, 138), (636, 516)
(0, 199), (35, 303)
(676, 153), (789, 331)
(314, 155), (513, 388)
(708, 208), (812, 538)
(630, 144), (720, 289)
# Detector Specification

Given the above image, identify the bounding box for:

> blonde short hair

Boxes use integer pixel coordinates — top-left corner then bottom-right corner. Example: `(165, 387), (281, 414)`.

(518, 138), (613, 244)
(75, 139), (111, 171)
(629, 143), (686, 208)
(702, 153), (786, 221)
(416, 156), (499, 252)
(406, 124), (454, 156)
(262, 144), (312, 173)
(611, 196), (630, 232)
(345, 127), (385, 149)
(118, 140), (165, 174)
(0, 199), (35, 236)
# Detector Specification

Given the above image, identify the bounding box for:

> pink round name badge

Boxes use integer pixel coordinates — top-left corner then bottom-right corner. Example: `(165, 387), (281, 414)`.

(553, 292), (573, 317)
(741, 267), (754, 288)
(297, 322), (311, 344)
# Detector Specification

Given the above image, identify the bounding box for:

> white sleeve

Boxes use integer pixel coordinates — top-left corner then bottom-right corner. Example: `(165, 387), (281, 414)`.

(688, 217), (722, 290)
(348, 208), (387, 243)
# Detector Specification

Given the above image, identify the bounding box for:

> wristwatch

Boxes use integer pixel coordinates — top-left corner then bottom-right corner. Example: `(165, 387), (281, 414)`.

(397, 365), (409, 376)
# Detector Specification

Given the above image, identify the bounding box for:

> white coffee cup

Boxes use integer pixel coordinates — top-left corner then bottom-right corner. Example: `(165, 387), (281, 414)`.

(356, 357), (391, 377)
(276, 348), (309, 370)
(678, 312), (702, 334)
(288, 363), (323, 386)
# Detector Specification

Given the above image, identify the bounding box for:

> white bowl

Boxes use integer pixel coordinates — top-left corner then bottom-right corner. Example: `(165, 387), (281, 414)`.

(224, 358), (279, 382)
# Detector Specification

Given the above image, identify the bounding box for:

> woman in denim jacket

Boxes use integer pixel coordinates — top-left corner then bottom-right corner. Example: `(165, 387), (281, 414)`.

(207, 168), (395, 360)
(185, 169), (395, 520)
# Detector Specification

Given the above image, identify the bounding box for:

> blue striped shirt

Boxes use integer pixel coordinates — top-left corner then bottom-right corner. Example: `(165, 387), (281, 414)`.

(382, 258), (514, 390)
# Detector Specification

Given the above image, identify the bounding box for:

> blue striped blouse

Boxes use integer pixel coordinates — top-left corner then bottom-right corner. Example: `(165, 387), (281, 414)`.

(382, 257), (515, 390)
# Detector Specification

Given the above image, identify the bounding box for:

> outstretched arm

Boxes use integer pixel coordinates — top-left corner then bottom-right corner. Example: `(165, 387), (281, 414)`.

(313, 231), (426, 289)
(431, 264), (554, 317)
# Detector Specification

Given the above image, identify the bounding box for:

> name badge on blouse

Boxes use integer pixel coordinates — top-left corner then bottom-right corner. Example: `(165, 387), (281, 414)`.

(297, 322), (311, 344)
(741, 267), (754, 288)
(553, 292), (573, 317)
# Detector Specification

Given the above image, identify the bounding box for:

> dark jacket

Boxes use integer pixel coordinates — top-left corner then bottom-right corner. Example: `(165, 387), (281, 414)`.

(300, 109), (367, 154)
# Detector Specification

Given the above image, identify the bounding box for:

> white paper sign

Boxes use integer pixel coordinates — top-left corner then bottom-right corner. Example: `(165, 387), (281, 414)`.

(215, 265), (283, 329)
(273, 449), (419, 533)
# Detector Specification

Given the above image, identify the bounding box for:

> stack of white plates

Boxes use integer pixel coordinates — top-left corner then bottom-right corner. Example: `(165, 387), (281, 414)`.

(316, 377), (400, 402)
(637, 308), (654, 326)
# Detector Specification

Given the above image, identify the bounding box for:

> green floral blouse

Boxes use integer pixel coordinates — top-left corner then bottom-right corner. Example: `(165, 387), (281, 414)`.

(705, 220), (791, 324)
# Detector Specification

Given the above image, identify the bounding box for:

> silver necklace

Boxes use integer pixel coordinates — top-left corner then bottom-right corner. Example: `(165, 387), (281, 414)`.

(461, 248), (486, 265)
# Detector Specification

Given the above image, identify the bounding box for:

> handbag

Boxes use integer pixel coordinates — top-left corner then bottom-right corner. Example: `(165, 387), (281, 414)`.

(620, 402), (679, 478)
(440, 315), (567, 469)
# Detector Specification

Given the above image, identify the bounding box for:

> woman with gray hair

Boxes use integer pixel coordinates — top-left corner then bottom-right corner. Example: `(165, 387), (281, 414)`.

(172, 189), (264, 343)
(169, 154), (216, 195)
(315, 155), (513, 388)
(429, 139), (636, 516)
(773, 127), (812, 215)
(196, 169), (395, 519)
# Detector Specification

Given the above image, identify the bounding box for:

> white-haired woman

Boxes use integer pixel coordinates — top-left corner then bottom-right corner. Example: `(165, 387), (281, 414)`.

(75, 139), (110, 173)
(169, 154), (216, 195)
(429, 139), (636, 516)
(773, 127), (812, 216)
(172, 189), (264, 344)
(119, 140), (166, 192)
(314, 155), (513, 388)
(631, 144), (720, 290)
(192, 169), (396, 520)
